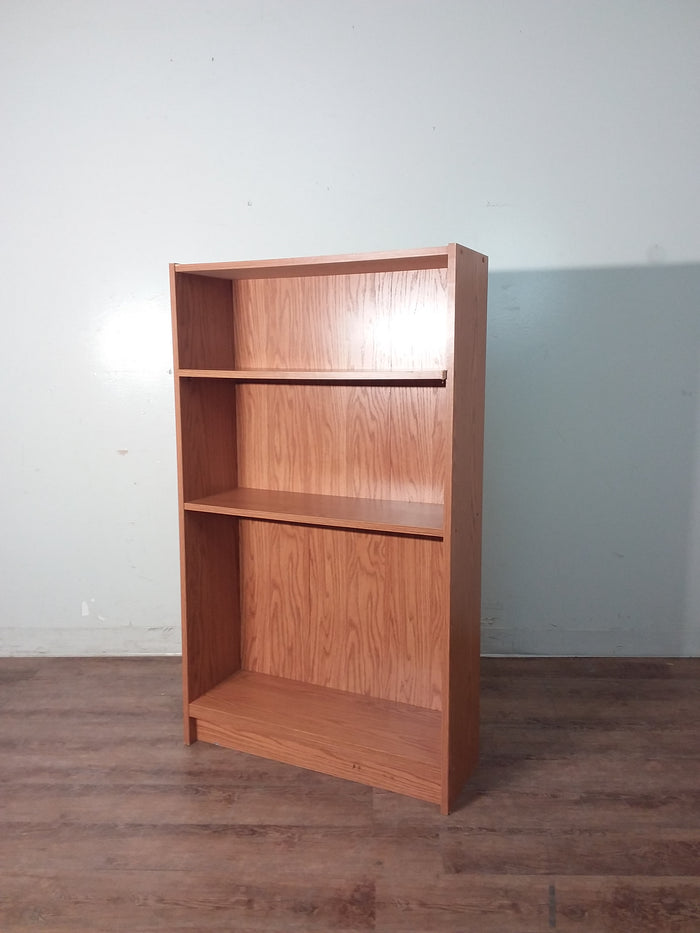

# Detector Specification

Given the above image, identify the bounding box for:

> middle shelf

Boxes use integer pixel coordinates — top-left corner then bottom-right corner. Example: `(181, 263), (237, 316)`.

(184, 487), (444, 537)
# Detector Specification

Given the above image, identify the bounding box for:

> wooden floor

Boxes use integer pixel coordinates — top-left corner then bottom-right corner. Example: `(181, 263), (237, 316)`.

(1, 658), (699, 932)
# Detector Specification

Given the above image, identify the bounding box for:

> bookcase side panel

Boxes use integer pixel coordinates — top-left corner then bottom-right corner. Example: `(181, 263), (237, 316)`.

(175, 273), (235, 370)
(170, 265), (190, 739)
(441, 246), (488, 812)
(180, 379), (238, 501)
(183, 511), (241, 708)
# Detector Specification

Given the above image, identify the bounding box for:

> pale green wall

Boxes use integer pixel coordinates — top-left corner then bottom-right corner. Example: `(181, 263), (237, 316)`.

(1, 1), (698, 654)
(483, 266), (700, 654)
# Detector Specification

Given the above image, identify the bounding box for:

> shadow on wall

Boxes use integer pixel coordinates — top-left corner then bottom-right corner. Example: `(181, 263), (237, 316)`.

(481, 264), (700, 657)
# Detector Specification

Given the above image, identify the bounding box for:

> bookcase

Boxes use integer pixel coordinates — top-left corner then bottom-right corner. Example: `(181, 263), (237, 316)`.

(170, 244), (488, 814)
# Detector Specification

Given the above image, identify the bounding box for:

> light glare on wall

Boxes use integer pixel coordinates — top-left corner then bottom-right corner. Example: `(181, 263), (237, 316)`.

(97, 299), (172, 376)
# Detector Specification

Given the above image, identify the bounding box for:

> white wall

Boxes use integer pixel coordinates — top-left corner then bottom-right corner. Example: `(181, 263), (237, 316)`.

(1, 0), (698, 656)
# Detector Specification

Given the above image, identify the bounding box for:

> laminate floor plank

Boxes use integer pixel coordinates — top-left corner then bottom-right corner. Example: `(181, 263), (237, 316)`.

(1, 870), (377, 933)
(483, 658), (700, 679)
(1, 821), (377, 876)
(467, 754), (700, 796)
(552, 876), (700, 932)
(1, 656), (699, 933)
(481, 689), (700, 727)
(374, 873), (555, 933)
(1, 780), (373, 827)
(480, 721), (700, 758)
(374, 874), (700, 933)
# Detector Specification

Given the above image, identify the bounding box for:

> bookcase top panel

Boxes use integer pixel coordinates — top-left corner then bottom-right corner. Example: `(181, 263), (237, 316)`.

(172, 245), (460, 279)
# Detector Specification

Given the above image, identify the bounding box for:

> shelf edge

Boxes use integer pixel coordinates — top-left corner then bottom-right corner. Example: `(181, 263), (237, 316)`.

(173, 245), (451, 279)
(184, 500), (444, 538)
(177, 369), (447, 384)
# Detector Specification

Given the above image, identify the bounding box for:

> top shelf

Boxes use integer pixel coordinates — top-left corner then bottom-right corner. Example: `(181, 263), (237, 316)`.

(177, 368), (447, 385)
(173, 245), (454, 280)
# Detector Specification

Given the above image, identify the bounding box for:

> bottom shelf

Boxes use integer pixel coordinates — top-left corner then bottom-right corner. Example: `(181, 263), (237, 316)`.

(189, 670), (442, 804)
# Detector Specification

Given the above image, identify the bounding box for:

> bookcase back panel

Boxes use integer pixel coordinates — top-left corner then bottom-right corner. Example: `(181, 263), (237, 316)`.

(232, 269), (448, 372)
(240, 520), (444, 710)
(236, 384), (446, 503)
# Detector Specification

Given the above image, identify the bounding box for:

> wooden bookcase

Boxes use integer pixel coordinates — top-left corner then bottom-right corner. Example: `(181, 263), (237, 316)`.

(170, 244), (488, 814)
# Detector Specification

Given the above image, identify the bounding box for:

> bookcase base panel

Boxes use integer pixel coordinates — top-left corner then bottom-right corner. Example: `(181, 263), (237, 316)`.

(189, 670), (442, 806)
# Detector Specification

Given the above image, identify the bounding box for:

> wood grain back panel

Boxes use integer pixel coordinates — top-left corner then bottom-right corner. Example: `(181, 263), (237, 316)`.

(389, 386), (448, 503)
(232, 269), (448, 371)
(236, 384), (446, 503)
(240, 521), (445, 710)
(346, 386), (392, 498)
(237, 521), (309, 678)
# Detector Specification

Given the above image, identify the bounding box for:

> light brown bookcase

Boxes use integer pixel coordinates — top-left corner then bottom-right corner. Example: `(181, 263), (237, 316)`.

(170, 244), (488, 814)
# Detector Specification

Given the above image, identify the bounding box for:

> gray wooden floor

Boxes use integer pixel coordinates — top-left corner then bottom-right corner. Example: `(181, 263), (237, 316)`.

(1, 657), (699, 932)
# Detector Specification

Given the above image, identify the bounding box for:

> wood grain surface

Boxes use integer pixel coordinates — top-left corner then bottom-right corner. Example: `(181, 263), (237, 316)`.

(171, 249), (483, 816)
(235, 383), (446, 503)
(191, 670), (441, 803)
(232, 270), (448, 372)
(176, 368), (447, 382)
(240, 521), (444, 710)
(173, 271), (235, 370)
(2, 657), (700, 932)
(175, 244), (450, 279)
(178, 378), (238, 501)
(441, 244), (488, 811)
(184, 487), (444, 536)
(181, 511), (240, 729)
